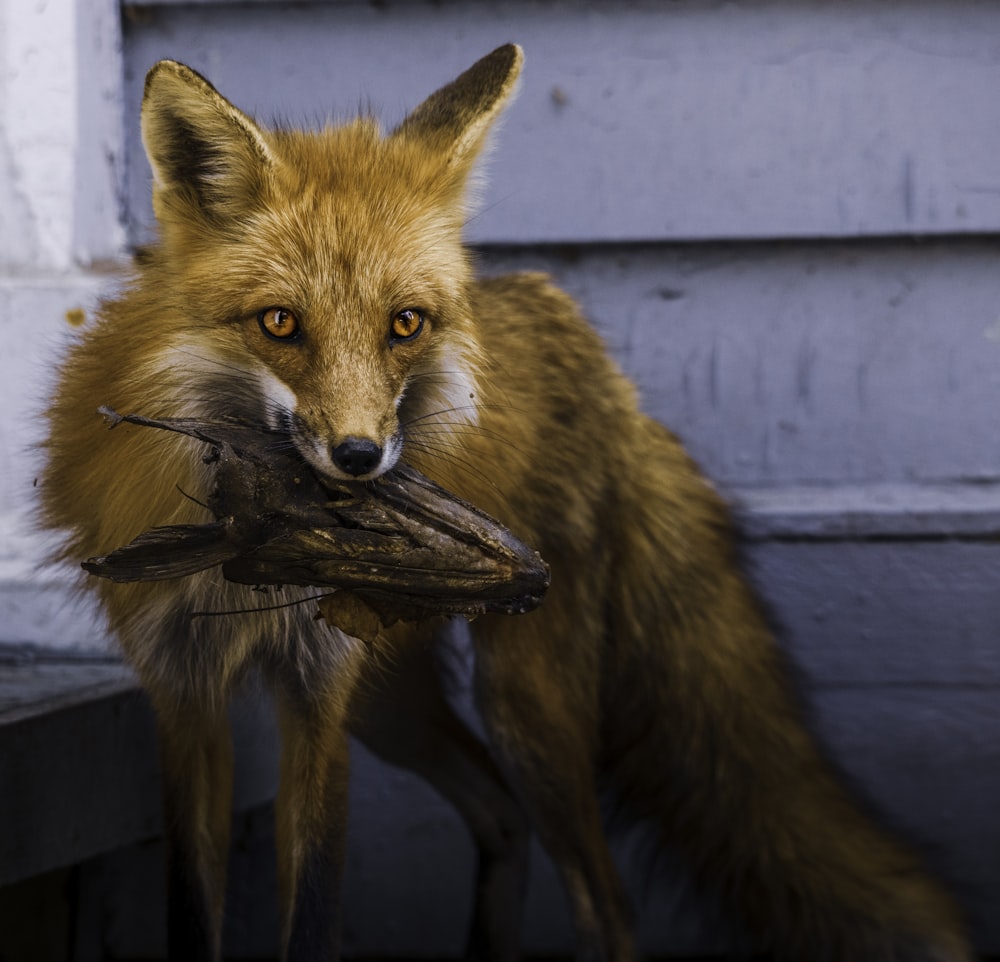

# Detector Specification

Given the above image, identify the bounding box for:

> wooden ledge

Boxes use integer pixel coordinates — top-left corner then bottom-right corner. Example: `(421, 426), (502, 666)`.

(0, 647), (278, 887)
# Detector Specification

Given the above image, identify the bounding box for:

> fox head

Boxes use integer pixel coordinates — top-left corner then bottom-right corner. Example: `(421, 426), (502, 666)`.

(138, 45), (522, 480)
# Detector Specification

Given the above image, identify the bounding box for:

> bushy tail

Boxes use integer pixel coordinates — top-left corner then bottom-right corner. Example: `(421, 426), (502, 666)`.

(606, 420), (972, 962)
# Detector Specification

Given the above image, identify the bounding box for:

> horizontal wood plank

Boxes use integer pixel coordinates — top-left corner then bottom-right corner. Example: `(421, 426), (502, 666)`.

(478, 239), (1000, 486)
(748, 539), (1000, 686)
(123, 0), (1000, 243)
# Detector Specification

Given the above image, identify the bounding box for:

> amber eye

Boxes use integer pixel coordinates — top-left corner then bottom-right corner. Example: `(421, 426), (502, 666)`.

(258, 307), (300, 341)
(390, 308), (424, 342)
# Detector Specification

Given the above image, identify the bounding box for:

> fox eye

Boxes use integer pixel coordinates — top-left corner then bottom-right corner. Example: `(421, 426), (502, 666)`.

(390, 308), (424, 342)
(258, 307), (300, 341)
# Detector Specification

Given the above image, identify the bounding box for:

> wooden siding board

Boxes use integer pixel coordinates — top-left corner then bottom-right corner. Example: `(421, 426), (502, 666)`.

(805, 687), (1000, 953)
(478, 240), (1000, 487)
(122, 0), (1000, 243)
(749, 540), (1000, 686)
(735, 481), (1000, 541)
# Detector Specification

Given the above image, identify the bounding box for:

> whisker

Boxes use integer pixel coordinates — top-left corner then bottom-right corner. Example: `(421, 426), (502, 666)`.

(462, 191), (516, 230)
(410, 422), (520, 451)
(170, 348), (257, 381)
(408, 390), (530, 418)
(402, 404), (480, 429)
(403, 438), (512, 510)
(402, 404), (532, 443)
(402, 398), (530, 428)
(188, 591), (331, 620)
(175, 485), (210, 511)
(406, 369), (478, 382)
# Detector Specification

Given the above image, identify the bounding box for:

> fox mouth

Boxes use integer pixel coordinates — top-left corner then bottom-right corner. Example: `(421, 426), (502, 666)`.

(288, 419), (403, 483)
(249, 369), (404, 481)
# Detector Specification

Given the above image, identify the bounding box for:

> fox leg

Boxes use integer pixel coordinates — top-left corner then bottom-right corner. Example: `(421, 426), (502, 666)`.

(349, 629), (531, 962)
(155, 700), (234, 962)
(471, 615), (634, 962)
(272, 645), (367, 962)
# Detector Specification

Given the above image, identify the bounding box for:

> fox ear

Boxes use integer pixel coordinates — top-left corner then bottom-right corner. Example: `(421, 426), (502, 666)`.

(394, 44), (523, 173)
(141, 60), (274, 224)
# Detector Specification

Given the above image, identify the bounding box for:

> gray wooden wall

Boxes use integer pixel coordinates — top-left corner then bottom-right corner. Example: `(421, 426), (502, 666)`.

(113, 0), (1000, 956)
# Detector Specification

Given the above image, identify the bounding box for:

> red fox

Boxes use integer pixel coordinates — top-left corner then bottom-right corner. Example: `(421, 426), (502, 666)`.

(40, 45), (972, 962)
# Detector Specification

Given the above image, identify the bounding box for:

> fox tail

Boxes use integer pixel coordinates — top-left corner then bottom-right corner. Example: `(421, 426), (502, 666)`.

(606, 418), (971, 962)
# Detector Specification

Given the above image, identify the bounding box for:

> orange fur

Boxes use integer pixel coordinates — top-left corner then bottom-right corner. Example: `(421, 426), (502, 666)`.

(40, 46), (972, 962)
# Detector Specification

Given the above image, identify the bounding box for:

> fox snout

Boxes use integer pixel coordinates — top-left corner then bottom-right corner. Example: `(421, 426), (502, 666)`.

(270, 365), (406, 482)
(331, 437), (386, 478)
(288, 411), (403, 483)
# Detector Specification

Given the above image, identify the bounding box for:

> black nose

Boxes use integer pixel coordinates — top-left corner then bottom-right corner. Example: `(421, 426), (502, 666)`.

(331, 437), (382, 477)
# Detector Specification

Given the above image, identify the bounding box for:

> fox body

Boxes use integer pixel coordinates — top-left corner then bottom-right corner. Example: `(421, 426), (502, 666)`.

(41, 46), (972, 962)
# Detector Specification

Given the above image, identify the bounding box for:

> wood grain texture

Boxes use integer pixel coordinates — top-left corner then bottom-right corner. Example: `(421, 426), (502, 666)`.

(123, 0), (1000, 243)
